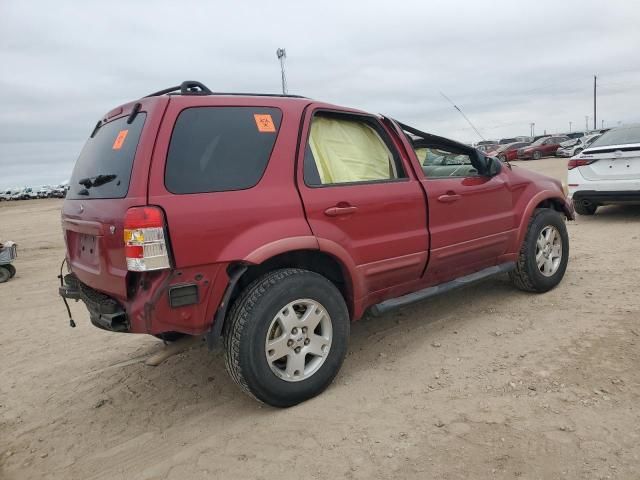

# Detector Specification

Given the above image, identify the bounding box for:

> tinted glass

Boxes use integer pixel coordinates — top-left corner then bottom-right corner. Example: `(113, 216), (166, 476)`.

(67, 113), (146, 200)
(589, 125), (640, 148)
(531, 137), (549, 146)
(165, 107), (282, 194)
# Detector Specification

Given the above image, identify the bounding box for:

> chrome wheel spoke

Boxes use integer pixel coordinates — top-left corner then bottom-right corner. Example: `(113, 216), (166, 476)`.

(300, 304), (325, 330)
(306, 334), (329, 357)
(266, 334), (289, 361)
(545, 257), (554, 273)
(276, 307), (298, 333)
(285, 352), (307, 378)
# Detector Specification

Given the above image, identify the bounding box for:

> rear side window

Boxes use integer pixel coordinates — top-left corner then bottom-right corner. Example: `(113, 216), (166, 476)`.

(304, 113), (406, 186)
(67, 113), (147, 200)
(165, 107), (282, 194)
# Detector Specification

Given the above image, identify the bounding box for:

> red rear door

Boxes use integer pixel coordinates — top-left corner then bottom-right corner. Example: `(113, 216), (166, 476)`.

(62, 97), (168, 301)
(296, 108), (428, 300)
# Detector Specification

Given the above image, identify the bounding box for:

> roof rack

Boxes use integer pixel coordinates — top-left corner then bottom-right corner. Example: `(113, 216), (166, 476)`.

(145, 80), (307, 99)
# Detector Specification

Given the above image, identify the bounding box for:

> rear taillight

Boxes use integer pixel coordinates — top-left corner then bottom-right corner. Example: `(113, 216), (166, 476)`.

(567, 158), (595, 170)
(124, 206), (171, 271)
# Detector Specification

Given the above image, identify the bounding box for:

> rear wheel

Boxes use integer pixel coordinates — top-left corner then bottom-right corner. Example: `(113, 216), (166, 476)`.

(5, 264), (16, 278)
(0, 266), (10, 283)
(510, 209), (569, 293)
(533, 150), (542, 160)
(574, 201), (597, 216)
(224, 268), (349, 407)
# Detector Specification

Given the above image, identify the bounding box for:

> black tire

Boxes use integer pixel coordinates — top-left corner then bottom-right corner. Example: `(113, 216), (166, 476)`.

(574, 201), (597, 216)
(532, 150), (542, 160)
(224, 268), (349, 407)
(509, 209), (569, 293)
(5, 264), (16, 278)
(153, 332), (187, 342)
(0, 266), (10, 283)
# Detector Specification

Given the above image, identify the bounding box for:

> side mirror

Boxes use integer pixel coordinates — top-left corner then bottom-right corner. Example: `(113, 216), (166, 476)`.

(475, 152), (502, 176)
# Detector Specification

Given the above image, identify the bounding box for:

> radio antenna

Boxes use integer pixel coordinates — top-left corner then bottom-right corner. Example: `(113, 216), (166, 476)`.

(440, 91), (485, 141)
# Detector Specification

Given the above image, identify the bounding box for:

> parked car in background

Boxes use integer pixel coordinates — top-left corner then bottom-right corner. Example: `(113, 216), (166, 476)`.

(556, 134), (601, 158)
(566, 132), (585, 139)
(489, 141), (532, 161)
(477, 143), (500, 153)
(0, 189), (14, 201)
(37, 186), (52, 198)
(57, 80), (573, 407)
(51, 185), (67, 198)
(518, 136), (570, 160)
(568, 124), (640, 215)
(13, 187), (38, 200)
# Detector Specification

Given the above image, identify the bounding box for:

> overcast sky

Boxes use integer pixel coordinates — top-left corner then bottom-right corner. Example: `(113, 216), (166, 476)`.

(1, 0), (639, 189)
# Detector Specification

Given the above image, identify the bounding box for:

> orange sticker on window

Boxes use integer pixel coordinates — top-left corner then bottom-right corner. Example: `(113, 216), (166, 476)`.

(254, 114), (276, 133)
(112, 130), (129, 150)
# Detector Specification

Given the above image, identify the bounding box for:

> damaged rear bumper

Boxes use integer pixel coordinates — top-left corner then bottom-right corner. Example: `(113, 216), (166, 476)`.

(59, 273), (129, 332)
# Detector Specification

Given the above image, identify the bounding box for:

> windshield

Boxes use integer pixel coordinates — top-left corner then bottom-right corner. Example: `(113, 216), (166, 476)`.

(67, 113), (146, 200)
(530, 137), (549, 147)
(589, 125), (640, 149)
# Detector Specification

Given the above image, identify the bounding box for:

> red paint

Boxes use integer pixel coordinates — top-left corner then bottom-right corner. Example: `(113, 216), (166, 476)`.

(62, 93), (571, 336)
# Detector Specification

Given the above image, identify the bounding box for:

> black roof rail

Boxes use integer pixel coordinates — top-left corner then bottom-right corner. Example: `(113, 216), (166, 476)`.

(144, 80), (308, 99)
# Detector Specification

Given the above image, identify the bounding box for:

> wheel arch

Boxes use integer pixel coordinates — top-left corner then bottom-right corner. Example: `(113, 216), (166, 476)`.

(216, 249), (355, 342)
(513, 192), (573, 254)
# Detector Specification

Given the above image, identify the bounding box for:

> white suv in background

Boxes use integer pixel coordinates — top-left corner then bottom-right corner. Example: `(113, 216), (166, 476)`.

(568, 124), (640, 215)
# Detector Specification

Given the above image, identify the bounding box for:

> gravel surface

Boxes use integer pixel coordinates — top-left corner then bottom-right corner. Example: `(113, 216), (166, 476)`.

(1, 157), (639, 479)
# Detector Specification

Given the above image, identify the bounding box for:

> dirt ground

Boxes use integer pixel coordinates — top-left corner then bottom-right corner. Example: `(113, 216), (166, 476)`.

(1, 157), (639, 480)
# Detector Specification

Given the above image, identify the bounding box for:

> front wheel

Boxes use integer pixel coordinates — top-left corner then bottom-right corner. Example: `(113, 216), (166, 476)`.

(509, 209), (569, 293)
(0, 266), (10, 283)
(532, 150), (542, 160)
(574, 201), (597, 216)
(224, 268), (350, 407)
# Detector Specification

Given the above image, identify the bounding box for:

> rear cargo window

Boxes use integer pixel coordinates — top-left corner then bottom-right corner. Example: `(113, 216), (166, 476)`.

(589, 125), (640, 148)
(67, 113), (146, 200)
(165, 107), (282, 194)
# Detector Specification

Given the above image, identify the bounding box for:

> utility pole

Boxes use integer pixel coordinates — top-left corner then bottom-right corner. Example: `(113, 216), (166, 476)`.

(569, 121), (572, 133)
(593, 74), (597, 130)
(585, 115), (589, 131)
(276, 48), (288, 95)
(601, 119), (604, 129)
(530, 122), (535, 138)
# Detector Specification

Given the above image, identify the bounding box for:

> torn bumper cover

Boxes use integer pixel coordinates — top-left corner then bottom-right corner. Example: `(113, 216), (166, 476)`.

(59, 273), (129, 332)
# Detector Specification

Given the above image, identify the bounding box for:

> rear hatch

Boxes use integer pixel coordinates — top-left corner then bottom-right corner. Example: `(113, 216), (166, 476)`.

(62, 98), (168, 300)
(578, 144), (640, 181)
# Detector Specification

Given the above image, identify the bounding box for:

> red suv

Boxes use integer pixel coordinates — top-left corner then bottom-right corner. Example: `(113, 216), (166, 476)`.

(59, 81), (574, 407)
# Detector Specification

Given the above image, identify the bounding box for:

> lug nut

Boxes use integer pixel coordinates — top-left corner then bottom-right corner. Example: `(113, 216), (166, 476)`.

(302, 327), (307, 334)
(292, 327), (298, 334)
(287, 340), (294, 347)
(295, 347), (301, 354)
(304, 338), (310, 345)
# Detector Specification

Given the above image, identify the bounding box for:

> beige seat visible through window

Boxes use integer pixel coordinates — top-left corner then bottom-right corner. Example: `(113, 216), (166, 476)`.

(308, 116), (396, 184)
